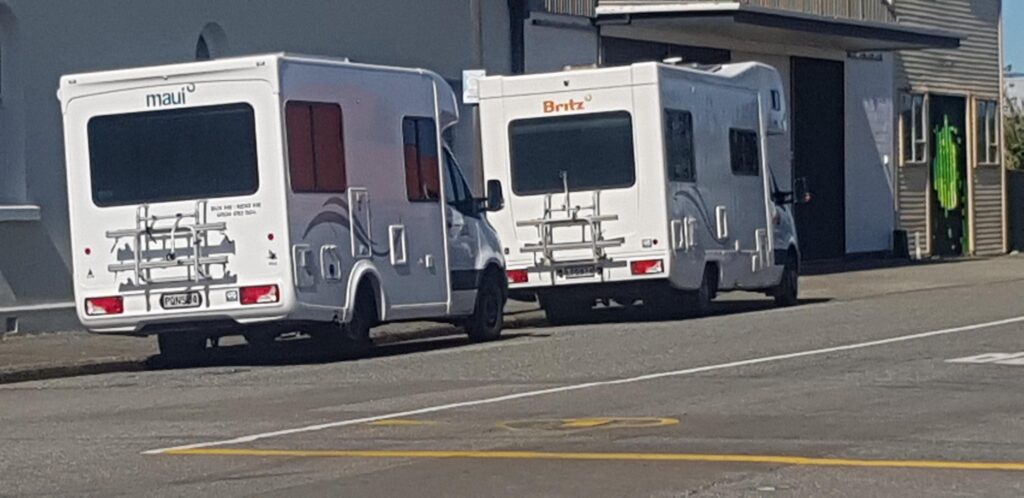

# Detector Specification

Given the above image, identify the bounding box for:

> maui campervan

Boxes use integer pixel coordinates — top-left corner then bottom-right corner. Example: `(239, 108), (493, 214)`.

(59, 54), (507, 359)
(478, 62), (800, 323)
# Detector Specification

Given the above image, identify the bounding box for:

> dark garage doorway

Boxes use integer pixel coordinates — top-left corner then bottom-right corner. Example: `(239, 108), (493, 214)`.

(792, 57), (846, 261)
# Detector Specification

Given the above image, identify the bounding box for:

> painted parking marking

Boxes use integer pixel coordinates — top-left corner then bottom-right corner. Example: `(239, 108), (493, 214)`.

(500, 417), (679, 432)
(367, 419), (438, 427)
(144, 314), (1024, 456)
(947, 352), (1024, 366)
(165, 448), (1024, 472)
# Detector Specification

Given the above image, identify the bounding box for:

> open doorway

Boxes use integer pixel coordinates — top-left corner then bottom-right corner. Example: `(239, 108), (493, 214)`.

(928, 94), (967, 256)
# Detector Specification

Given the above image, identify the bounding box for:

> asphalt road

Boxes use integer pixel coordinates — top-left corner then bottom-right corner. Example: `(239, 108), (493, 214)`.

(4, 265), (1024, 496)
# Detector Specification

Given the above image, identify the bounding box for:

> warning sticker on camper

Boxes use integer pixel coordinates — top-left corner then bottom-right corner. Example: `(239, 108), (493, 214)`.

(211, 202), (262, 219)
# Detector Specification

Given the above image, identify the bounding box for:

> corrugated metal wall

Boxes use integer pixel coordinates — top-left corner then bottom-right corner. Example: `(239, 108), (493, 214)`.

(896, 0), (1004, 257)
(595, 0), (896, 23)
(895, 0), (1001, 98)
(545, 0), (596, 17)
(899, 165), (931, 255)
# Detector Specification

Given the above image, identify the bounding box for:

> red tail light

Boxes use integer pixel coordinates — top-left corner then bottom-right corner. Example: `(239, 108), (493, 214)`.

(241, 285), (280, 305)
(630, 259), (664, 275)
(85, 296), (124, 316)
(507, 269), (529, 284)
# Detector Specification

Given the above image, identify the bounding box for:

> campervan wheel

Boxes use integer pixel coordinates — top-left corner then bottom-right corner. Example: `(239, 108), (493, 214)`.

(464, 272), (506, 342)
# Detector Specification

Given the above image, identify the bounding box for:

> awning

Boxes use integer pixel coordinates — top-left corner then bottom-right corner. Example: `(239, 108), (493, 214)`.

(595, 2), (961, 52)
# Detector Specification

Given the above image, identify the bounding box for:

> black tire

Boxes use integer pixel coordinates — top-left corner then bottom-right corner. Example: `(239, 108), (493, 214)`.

(773, 256), (799, 307)
(682, 266), (716, 317)
(157, 332), (207, 363)
(339, 284), (377, 358)
(541, 295), (591, 326)
(465, 273), (506, 342)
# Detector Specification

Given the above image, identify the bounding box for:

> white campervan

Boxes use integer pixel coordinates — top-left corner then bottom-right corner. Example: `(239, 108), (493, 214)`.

(478, 62), (801, 324)
(59, 54), (507, 360)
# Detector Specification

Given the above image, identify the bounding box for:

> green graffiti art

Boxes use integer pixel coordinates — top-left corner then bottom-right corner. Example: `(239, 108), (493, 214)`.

(932, 115), (962, 213)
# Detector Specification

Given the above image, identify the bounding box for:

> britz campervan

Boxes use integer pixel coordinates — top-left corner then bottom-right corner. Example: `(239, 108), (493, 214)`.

(58, 54), (508, 359)
(477, 62), (800, 324)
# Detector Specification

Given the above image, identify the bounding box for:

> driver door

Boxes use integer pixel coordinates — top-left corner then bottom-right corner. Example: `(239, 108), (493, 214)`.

(443, 146), (481, 314)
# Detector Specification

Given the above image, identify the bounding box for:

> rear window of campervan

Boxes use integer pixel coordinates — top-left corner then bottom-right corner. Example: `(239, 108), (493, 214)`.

(87, 103), (259, 207)
(509, 111), (636, 195)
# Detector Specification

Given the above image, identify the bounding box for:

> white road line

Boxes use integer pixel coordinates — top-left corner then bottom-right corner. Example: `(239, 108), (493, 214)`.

(143, 314), (1024, 455)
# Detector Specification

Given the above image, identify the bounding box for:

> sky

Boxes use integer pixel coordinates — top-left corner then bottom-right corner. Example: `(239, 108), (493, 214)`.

(1008, 1), (1023, 73)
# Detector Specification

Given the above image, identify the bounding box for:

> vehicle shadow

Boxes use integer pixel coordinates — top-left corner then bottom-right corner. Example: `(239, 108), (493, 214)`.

(505, 297), (832, 328)
(145, 331), (548, 371)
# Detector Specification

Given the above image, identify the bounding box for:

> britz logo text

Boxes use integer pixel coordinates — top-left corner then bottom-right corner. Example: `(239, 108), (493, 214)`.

(146, 83), (196, 108)
(542, 95), (591, 114)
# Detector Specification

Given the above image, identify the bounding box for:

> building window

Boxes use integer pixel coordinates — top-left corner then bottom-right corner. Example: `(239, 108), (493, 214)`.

(902, 93), (928, 164)
(403, 117), (441, 202)
(664, 109), (695, 182)
(729, 129), (760, 176)
(286, 102), (347, 193)
(976, 99), (1000, 166)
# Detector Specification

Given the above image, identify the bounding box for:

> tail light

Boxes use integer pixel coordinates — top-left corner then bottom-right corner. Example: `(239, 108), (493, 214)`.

(631, 259), (664, 276)
(85, 296), (124, 316)
(507, 269), (529, 284)
(241, 285), (280, 305)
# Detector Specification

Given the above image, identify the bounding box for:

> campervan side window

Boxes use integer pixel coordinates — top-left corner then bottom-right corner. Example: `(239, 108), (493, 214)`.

(403, 117), (441, 202)
(509, 111), (636, 195)
(664, 109), (695, 182)
(88, 103), (259, 207)
(729, 129), (760, 177)
(286, 102), (347, 193)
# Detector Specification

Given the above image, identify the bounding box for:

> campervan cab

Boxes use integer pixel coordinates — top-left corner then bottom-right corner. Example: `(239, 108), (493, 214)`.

(477, 62), (800, 323)
(58, 54), (507, 359)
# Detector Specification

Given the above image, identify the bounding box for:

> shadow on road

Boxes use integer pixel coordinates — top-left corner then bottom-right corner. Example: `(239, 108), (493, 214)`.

(145, 332), (547, 371)
(143, 296), (829, 372)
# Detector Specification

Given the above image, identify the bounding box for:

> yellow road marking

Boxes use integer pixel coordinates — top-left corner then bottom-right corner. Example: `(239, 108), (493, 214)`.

(163, 448), (1024, 472)
(367, 419), (437, 427)
(500, 417), (679, 432)
(560, 418), (613, 429)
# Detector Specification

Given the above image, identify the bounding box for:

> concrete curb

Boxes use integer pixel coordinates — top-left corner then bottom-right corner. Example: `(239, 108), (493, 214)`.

(0, 356), (150, 385)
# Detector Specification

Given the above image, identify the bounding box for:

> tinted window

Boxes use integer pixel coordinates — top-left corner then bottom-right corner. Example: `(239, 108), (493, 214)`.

(509, 111), (635, 195)
(664, 109), (695, 182)
(443, 148), (475, 216)
(286, 101), (347, 193)
(403, 117), (441, 202)
(729, 129), (760, 176)
(88, 103), (259, 207)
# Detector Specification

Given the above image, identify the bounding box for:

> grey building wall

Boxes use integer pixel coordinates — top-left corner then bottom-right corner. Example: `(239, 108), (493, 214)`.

(0, 0), (514, 311)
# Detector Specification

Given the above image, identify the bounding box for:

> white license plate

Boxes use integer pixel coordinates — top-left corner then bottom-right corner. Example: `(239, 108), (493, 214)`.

(161, 292), (203, 310)
(562, 265), (597, 279)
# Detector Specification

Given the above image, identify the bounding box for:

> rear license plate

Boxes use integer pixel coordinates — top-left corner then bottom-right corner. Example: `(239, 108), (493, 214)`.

(161, 292), (203, 310)
(562, 265), (597, 279)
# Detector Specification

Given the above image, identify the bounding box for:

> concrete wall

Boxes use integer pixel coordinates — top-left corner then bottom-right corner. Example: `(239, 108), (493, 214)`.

(0, 0), (513, 311)
(845, 54), (897, 254)
(524, 12), (598, 73)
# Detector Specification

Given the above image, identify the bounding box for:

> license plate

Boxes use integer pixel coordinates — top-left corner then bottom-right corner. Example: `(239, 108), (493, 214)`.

(161, 292), (203, 310)
(562, 265), (597, 279)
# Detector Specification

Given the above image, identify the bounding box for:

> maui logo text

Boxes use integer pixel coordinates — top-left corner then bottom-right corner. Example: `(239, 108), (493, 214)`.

(146, 83), (197, 108)
(543, 96), (591, 114)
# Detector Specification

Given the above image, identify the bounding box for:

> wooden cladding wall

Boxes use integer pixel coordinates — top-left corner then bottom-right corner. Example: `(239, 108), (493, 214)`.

(895, 0), (1001, 98)
(899, 165), (930, 256)
(973, 166), (1004, 255)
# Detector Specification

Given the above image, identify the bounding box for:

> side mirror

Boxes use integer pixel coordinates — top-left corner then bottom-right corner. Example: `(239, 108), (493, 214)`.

(772, 191), (794, 205)
(794, 177), (813, 205)
(485, 179), (505, 212)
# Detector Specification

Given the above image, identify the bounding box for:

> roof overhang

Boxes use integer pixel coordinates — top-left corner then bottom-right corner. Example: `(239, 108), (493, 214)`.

(595, 2), (961, 52)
